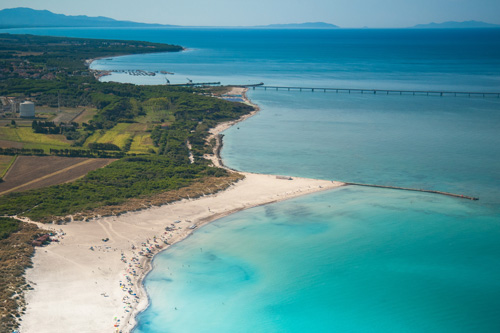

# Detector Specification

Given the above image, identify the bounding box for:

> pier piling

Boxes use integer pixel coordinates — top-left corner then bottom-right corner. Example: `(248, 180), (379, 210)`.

(244, 85), (499, 98)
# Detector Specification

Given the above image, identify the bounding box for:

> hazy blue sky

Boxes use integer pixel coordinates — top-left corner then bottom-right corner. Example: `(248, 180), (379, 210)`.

(0, 0), (499, 27)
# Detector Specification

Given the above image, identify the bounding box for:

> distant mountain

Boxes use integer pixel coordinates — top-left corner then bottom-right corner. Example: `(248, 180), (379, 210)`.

(412, 20), (500, 29)
(0, 9), (340, 30)
(254, 22), (339, 29)
(0, 7), (176, 29)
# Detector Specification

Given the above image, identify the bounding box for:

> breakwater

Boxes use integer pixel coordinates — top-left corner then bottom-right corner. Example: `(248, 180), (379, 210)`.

(346, 182), (479, 200)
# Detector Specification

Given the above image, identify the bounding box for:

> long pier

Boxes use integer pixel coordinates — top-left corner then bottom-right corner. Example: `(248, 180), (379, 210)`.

(247, 85), (500, 98)
(345, 182), (479, 200)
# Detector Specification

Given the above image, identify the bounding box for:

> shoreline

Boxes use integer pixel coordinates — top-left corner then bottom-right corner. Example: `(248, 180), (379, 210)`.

(85, 47), (187, 67)
(126, 177), (342, 333)
(205, 87), (261, 169)
(19, 88), (344, 333)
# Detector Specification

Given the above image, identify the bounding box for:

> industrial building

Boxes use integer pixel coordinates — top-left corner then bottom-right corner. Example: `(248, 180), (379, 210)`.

(19, 101), (35, 117)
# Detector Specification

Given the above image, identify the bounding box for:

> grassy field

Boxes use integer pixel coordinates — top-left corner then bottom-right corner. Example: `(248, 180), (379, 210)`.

(0, 115), (156, 154)
(85, 123), (133, 149)
(141, 97), (176, 124)
(72, 108), (97, 124)
(142, 111), (175, 124)
(0, 127), (70, 151)
(129, 133), (156, 154)
(0, 119), (39, 128)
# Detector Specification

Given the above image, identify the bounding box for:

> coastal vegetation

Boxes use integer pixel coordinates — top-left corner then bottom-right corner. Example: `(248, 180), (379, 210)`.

(0, 34), (253, 218)
(0, 32), (182, 77)
(0, 156), (234, 221)
(0, 218), (45, 332)
(0, 81), (252, 217)
(0, 217), (20, 239)
(0, 33), (254, 330)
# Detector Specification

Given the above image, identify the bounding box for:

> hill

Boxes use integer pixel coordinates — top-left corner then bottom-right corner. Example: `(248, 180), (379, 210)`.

(0, 7), (176, 29)
(412, 20), (500, 29)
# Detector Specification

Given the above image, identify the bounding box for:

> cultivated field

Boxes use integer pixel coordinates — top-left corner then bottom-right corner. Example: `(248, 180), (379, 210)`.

(0, 156), (116, 195)
(0, 155), (15, 177)
(0, 140), (23, 149)
(129, 133), (156, 154)
(72, 108), (97, 124)
(85, 122), (156, 152)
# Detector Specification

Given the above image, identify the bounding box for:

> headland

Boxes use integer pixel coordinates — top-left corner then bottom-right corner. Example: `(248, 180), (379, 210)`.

(19, 88), (344, 333)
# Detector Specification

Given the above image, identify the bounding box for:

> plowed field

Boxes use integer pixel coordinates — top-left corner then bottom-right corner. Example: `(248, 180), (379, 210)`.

(0, 156), (116, 195)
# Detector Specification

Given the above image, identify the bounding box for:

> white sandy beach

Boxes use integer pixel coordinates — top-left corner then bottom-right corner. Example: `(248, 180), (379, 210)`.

(19, 88), (344, 333)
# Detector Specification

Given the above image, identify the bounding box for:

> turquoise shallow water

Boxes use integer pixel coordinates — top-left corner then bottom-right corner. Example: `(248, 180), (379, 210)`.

(137, 188), (500, 332)
(4, 27), (499, 331)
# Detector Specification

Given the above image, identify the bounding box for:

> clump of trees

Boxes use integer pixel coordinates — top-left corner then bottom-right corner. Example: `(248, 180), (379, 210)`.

(32, 120), (79, 134)
(0, 148), (45, 156)
(49, 148), (125, 158)
(87, 143), (121, 151)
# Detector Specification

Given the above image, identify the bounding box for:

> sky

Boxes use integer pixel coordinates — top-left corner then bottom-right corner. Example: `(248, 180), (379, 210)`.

(0, 0), (499, 28)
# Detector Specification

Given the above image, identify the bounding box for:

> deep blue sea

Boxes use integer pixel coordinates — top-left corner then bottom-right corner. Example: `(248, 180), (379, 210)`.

(5, 27), (500, 332)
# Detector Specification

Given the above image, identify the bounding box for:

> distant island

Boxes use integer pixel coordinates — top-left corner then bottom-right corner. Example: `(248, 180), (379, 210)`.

(411, 20), (500, 29)
(0, 7), (176, 29)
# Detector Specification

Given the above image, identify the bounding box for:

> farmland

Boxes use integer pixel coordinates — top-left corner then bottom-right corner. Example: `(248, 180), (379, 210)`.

(85, 123), (135, 149)
(129, 133), (156, 154)
(0, 156), (115, 195)
(0, 34), (253, 219)
(72, 107), (97, 124)
(0, 126), (70, 152)
(0, 155), (15, 178)
(85, 122), (156, 153)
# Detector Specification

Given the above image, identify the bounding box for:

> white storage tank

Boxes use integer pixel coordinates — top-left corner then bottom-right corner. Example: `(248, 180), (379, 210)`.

(19, 101), (35, 118)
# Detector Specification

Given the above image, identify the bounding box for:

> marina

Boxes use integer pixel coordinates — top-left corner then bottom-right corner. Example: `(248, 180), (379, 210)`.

(92, 69), (173, 78)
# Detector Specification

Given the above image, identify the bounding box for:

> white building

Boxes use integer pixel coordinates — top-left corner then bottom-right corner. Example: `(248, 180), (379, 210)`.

(19, 101), (35, 118)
